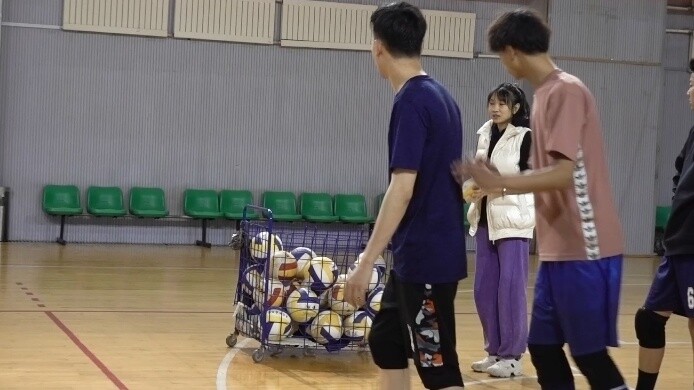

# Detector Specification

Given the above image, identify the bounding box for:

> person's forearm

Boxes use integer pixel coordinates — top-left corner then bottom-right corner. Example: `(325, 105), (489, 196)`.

(361, 185), (411, 266)
(489, 164), (574, 195)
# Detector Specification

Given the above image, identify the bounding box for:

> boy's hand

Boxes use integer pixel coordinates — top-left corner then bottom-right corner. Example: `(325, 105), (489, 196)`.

(345, 256), (372, 307)
(461, 158), (504, 193)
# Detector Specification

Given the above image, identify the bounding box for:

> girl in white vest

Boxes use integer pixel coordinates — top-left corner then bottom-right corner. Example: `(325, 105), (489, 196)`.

(463, 83), (535, 378)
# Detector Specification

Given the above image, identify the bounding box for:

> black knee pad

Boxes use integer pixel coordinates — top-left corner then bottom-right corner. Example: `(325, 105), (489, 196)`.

(635, 308), (668, 349)
(528, 344), (574, 387)
(573, 349), (625, 390)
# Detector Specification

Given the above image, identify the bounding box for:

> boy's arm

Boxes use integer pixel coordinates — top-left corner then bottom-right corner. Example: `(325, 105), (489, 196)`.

(360, 169), (416, 267)
(345, 97), (427, 306)
(456, 153), (573, 195)
(498, 154), (573, 192)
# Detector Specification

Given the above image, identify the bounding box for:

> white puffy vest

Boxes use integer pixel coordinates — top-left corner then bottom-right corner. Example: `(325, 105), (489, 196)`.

(466, 120), (536, 240)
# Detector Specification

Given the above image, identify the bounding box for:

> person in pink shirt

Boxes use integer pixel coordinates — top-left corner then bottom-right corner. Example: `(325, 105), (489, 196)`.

(453, 9), (627, 390)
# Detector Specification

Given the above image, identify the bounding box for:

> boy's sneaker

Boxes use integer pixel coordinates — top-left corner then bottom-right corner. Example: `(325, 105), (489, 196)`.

(471, 355), (498, 373)
(487, 358), (522, 378)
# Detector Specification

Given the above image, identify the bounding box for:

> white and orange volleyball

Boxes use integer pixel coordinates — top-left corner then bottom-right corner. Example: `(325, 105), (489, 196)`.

(328, 282), (357, 317)
(268, 250), (297, 281)
(260, 279), (286, 307)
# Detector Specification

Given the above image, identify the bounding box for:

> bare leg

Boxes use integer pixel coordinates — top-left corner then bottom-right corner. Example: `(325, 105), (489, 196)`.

(380, 368), (410, 390)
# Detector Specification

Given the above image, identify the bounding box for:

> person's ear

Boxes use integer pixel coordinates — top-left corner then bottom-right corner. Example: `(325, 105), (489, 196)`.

(373, 39), (385, 57)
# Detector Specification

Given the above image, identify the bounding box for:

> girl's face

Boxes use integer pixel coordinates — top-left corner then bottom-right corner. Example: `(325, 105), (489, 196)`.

(488, 94), (514, 126)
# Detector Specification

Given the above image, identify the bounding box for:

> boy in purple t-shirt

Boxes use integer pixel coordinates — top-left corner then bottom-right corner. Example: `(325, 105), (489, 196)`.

(345, 2), (466, 389)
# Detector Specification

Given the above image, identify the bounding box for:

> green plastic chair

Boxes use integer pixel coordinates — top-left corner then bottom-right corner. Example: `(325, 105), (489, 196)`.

(184, 189), (222, 248)
(334, 194), (374, 224)
(300, 193), (339, 223)
(43, 185), (83, 245)
(262, 191), (302, 222)
(87, 186), (126, 217)
(129, 187), (169, 218)
(655, 206), (671, 231)
(220, 190), (258, 220)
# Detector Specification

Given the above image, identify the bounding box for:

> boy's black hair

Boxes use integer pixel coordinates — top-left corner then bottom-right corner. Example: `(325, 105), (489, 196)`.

(487, 83), (530, 128)
(488, 9), (550, 54)
(371, 2), (427, 57)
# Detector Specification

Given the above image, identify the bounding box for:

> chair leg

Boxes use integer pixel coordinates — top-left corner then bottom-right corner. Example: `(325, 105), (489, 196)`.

(195, 219), (212, 248)
(56, 215), (67, 245)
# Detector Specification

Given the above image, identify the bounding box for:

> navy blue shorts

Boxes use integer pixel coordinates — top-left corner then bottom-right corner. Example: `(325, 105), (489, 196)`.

(644, 255), (694, 318)
(527, 256), (622, 356)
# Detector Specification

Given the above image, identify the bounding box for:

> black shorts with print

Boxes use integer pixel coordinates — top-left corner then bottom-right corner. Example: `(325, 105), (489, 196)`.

(367, 271), (463, 389)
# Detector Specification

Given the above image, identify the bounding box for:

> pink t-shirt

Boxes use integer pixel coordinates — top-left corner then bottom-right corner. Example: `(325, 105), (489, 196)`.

(531, 69), (624, 261)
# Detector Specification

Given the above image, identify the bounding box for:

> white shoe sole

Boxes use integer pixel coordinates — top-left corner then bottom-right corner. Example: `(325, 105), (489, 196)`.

(487, 366), (522, 378)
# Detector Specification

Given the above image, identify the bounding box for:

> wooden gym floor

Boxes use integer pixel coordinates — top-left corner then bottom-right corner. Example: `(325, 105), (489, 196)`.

(0, 243), (691, 389)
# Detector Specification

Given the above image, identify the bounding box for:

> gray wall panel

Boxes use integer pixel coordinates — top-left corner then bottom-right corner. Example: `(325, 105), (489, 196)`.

(663, 32), (692, 69)
(549, 0), (665, 63)
(2, 0), (62, 26)
(0, 26), (394, 244)
(0, 0), (681, 254)
(666, 12), (694, 30)
(0, 21), (513, 245)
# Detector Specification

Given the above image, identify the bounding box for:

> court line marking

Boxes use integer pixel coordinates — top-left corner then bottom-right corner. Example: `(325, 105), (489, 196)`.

(15, 282), (128, 389)
(466, 368), (585, 386)
(466, 376), (533, 386)
(45, 310), (129, 389)
(216, 337), (253, 390)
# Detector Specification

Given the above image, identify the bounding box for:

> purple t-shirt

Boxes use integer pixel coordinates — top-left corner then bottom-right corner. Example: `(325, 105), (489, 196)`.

(388, 75), (466, 284)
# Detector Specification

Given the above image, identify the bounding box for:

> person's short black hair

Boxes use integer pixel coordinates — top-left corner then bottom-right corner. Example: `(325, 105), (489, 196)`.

(487, 83), (530, 128)
(371, 2), (427, 57)
(689, 58), (694, 72)
(488, 9), (550, 54)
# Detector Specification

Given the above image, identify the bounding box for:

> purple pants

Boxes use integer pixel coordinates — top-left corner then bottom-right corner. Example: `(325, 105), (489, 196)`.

(474, 225), (530, 358)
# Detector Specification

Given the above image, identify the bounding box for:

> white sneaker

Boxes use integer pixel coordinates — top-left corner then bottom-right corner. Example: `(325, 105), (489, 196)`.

(471, 355), (498, 373)
(487, 358), (522, 378)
